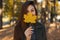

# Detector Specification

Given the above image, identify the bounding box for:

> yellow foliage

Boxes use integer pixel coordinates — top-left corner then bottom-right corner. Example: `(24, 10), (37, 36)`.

(17, 0), (21, 2)
(9, 0), (13, 6)
(37, 16), (40, 19)
(55, 0), (58, 6)
(24, 12), (37, 23)
(23, 0), (26, 2)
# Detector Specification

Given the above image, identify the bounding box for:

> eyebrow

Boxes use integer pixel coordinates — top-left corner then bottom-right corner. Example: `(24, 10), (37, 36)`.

(31, 7), (34, 10)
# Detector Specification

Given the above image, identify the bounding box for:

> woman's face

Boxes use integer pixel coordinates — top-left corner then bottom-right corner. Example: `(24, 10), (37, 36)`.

(27, 5), (36, 15)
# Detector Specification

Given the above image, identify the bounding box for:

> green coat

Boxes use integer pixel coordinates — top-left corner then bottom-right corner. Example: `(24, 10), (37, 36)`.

(14, 21), (47, 40)
(31, 22), (47, 40)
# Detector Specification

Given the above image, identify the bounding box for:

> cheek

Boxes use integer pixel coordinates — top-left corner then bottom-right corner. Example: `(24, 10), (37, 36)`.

(32, 11), (36, 15)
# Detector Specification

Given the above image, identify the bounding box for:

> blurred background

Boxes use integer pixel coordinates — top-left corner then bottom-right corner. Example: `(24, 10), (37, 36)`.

(0, 0), (60, 40)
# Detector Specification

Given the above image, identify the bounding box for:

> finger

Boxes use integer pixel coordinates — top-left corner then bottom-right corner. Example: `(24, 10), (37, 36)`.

(27, 27), (32, 30)
(29, 28), (34, 31)
(28, 32), (33, 36)
(27, 28), (34, 31)
(29, 31), (34, 34)
(26, 30), (33, 34)
(29, 26), (32, 29)
(28, 31), (33, 36)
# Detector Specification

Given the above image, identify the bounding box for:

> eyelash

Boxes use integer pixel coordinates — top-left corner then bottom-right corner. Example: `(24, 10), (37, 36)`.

(31, 10), (34, 12)
(27, 9), (35, 12)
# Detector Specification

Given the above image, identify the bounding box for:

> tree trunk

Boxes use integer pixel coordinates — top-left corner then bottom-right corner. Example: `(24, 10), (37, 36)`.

(0, 0), (2, 29)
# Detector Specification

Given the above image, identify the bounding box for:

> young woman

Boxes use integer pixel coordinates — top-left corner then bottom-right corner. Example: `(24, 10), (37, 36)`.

(14, 1), (47, 40)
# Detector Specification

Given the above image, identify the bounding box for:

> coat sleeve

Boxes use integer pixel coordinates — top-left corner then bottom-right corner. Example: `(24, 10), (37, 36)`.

(35, 22), (47, 40)
(14, 22), (26, 40)
(41, 24), (47, 40)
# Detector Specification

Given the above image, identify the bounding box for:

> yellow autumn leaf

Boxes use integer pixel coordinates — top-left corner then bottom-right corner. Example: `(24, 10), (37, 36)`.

(23, 12), (37, 23)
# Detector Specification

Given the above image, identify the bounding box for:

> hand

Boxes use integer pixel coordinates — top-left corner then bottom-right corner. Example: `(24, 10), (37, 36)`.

(24, 26), (34, 40)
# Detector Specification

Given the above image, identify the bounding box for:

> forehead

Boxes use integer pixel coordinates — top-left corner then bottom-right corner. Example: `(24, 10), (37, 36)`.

(27, 5), (34, 10)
